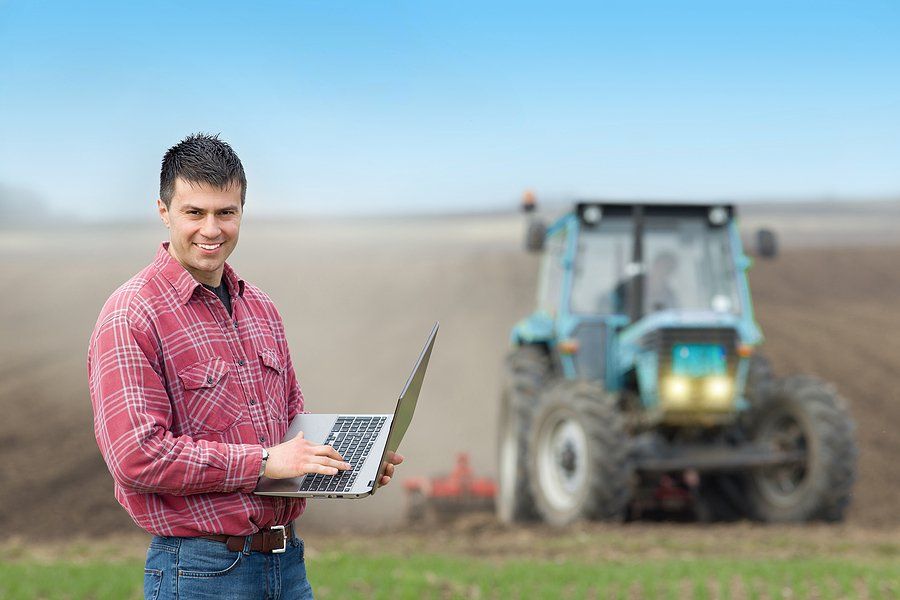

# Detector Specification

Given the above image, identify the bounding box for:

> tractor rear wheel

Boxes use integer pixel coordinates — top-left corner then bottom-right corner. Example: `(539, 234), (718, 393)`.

(497, 345), (551, 524)
(745, 375), (857, 522)
(528, 381), (631, 526)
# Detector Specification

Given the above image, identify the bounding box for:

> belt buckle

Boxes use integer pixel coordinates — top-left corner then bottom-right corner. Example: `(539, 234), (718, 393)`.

(270, 525), (287, 554)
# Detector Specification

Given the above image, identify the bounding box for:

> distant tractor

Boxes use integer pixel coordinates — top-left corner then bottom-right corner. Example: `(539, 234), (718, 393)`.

(499, 198), (857, 526)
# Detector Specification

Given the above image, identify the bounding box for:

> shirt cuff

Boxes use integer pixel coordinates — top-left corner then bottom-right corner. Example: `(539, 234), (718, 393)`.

(226, 443), (265, 493)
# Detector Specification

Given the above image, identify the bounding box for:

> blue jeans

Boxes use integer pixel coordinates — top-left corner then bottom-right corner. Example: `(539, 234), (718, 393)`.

(143, 533), (313, 599)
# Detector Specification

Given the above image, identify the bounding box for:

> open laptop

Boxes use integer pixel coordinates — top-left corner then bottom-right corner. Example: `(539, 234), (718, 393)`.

(254, 322), (438, 499)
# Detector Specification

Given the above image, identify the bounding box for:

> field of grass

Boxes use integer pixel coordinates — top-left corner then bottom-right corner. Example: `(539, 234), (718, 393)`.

(2, 523), (899, 599)
(1, 553), (898, 599)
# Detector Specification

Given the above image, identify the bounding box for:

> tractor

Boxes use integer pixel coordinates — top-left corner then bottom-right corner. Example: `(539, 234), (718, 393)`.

(498, 198), (857, 526)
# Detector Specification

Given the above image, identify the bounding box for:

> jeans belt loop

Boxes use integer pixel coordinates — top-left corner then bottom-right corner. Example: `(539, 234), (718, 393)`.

(241, 534), (253, 556)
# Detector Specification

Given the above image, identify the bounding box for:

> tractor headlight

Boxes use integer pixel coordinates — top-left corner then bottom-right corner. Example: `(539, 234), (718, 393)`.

(661, 376), (691, 407)
(661, 375), (734, 411)
(703, 376), (733, 408)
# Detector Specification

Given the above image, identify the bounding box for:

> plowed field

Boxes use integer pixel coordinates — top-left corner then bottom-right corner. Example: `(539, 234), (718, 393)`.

(0, 213), (897, 539)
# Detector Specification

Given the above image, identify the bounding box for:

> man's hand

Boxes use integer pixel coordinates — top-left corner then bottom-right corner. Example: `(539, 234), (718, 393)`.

(264, 432), (351, 479)
(379, 451), (404, 487)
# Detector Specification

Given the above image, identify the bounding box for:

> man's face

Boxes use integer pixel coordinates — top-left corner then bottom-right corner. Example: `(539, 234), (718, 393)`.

(157, 178), (243, 286)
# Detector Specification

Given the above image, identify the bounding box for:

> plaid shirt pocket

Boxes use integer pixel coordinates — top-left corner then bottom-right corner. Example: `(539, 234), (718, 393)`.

(178, 357), (242, 434)
(258, 348), (287, 417)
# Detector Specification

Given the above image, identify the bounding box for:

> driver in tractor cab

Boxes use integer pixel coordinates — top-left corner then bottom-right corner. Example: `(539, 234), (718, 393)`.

(646, 251), (680, 312)
(611, 251), (680, 314)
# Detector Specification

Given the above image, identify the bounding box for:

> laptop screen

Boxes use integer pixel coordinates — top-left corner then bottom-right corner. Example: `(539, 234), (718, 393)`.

(372, 322), (438, 492)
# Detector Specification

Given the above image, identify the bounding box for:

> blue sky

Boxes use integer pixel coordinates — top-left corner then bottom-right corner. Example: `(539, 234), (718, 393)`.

(1, 1), (898, 219)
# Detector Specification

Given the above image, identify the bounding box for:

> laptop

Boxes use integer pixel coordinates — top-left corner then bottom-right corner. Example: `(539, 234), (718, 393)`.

(254, 322), (438, 499)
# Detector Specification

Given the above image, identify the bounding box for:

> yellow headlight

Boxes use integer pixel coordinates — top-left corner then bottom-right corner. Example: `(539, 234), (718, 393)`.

(662, 376), (691, 408)
(703, 376), (733, 408)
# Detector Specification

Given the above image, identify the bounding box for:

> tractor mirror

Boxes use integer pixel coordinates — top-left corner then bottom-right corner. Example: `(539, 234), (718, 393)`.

(755, 228), (778, 259)
(525, 219), (546, 252)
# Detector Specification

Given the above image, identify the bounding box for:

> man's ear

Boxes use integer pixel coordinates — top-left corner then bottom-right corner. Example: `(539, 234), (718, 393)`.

(157, 199), (170, 228)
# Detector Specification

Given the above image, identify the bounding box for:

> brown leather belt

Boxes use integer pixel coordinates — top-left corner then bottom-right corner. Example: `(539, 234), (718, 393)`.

(203, 523), (294, 554)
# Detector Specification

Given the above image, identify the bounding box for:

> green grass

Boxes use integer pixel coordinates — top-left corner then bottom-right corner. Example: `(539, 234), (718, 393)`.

(1, 554), (898, 599)
(0, 561), (145, 600)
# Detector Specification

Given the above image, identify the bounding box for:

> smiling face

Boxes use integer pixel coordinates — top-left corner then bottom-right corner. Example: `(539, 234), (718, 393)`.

(158, 177), (243, 286)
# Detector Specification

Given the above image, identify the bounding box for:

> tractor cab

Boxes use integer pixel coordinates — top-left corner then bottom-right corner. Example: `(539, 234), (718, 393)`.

(516, 201), (762, 426)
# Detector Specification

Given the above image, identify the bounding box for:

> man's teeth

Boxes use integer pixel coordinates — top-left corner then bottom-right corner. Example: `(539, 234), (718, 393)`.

(197, 243), (222, 250)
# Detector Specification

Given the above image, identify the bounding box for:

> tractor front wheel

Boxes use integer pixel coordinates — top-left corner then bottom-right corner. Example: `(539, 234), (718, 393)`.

(746, 375), (857, 522)
(528, 381), (632, 526)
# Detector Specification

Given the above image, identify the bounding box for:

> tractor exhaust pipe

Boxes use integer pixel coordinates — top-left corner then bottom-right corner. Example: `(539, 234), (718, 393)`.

(629, 205), (645, 322)
(522, 190), (546, 252)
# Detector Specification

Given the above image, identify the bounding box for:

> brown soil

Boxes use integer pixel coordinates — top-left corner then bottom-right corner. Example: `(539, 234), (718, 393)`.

(0, 218), (897, 540)
(4, 516), (899, 564)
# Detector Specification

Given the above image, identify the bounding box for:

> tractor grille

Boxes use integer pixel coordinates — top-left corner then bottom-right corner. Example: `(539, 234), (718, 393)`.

(642, 327), (739, 377)
(643, 327), (741, 424)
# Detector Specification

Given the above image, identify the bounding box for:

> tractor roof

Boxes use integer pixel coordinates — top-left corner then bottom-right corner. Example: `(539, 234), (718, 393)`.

(574, 200), (736, 221)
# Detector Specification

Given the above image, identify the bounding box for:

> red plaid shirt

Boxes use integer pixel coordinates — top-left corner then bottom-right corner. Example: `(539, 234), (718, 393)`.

(88, 243), (305, 536)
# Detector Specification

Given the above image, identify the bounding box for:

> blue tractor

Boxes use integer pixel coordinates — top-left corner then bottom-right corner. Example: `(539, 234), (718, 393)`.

(498, 199), (857, 526)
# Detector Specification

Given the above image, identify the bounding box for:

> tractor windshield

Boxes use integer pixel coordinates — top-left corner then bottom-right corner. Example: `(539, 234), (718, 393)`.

(569, 215), (741, 316)
(642, 216), (740, 315)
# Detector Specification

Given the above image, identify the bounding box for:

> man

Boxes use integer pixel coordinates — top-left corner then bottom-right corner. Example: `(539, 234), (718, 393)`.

(645, 251), (680, 312)
(88, 133), (402, 599)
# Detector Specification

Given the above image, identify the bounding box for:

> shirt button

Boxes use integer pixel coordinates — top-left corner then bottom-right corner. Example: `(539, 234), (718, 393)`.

(206, 376), (213, 384)
(233, 320), (239, 329)
(238, 359), (245, 366)
(259, 435), (266, 443)
(249, 399), (256, 406)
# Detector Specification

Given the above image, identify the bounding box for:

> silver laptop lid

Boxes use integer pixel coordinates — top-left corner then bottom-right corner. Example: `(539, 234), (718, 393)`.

(371, 321), (438, 493)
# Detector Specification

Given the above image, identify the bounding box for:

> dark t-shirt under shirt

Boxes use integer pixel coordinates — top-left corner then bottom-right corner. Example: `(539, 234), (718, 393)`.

(203, 280), (232, 316)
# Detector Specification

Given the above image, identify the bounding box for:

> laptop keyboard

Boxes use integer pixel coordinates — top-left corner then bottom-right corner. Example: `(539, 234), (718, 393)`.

(298, 416), (388, 493)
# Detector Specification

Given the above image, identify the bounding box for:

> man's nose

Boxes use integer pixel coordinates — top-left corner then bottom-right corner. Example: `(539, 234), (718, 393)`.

(199, 214), (222, 239)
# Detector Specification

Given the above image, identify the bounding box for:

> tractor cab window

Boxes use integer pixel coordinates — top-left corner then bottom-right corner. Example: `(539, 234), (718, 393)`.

(537, 228), (567, 316)
(569, 214), (741, 316)
(570, 218), (632, 315)
(643, 217), (740, 314)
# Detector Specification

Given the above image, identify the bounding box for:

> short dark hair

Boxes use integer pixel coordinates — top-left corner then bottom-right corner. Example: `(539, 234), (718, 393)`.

(160, 133), (247, 207)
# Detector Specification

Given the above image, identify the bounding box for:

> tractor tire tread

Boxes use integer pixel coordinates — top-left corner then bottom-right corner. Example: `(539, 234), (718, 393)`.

(530, 380), (632, 525)
(497, 345), (551, 523)
(746, 374), (857, 522)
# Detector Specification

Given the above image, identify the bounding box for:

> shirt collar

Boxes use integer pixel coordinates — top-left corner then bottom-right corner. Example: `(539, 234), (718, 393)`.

(155, 242), (245, 305)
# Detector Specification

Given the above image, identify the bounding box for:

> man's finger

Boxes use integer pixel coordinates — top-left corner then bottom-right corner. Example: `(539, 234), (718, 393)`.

(383, 463), (394, 478)
(305, 463), (339, 476)
(379, 475), (391, 486)
(388, 452), (404, 466)
(313, 444), (344, 461)
(308, 456), (351, 470)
